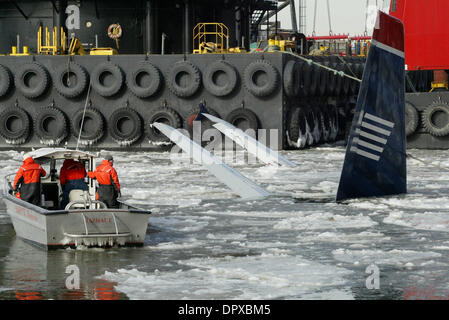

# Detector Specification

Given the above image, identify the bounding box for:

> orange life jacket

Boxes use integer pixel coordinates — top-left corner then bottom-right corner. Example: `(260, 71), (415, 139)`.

(88, 160), (120, 191)
(60, 159), (86, 185)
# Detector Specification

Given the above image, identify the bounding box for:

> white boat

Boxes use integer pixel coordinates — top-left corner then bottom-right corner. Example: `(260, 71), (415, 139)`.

(2, 148), (151, 249)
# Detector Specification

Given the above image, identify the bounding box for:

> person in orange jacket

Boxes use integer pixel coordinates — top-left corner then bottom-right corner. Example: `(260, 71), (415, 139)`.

(13, 153), (47, 206)
(59, 158), (88, 209)
(88, 154), (121, 208)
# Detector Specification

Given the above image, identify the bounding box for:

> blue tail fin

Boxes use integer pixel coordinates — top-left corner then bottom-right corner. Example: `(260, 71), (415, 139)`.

(193, 101), (209, 121)
(336, 11), (406, 202)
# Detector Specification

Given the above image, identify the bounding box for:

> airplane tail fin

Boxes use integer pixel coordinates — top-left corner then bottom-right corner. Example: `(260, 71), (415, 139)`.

(193, 101), (209, 122)
(336, 11), (406, 202)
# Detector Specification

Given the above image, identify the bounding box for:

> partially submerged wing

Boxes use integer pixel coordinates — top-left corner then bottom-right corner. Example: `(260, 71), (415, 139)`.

(202, 113), (297, 168)
(336, 11), (407, 202)
(152, 122), (270, 200)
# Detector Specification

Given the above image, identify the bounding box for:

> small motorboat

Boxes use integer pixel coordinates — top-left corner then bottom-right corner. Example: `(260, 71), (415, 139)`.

(2, 148), (151, 249)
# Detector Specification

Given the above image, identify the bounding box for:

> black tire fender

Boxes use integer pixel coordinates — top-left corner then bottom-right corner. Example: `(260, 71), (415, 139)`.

(91, 62), (124, 97)
(308, 64), (319, 96)
(126, 62), (162, 98)
(287, 106), (307, 149)
(341, 64), (351, 96)
(300, 62), (312, 97)
(34, 106), (68, 146)
(283, 60), (301, 98)
(203, 60), (238, 97)
(324, 61), (336, 96)
(225, 108), (259, 132)
(317, 65), (328, 96)
(168, 61), (201, 98)
(71, 107), (105, 145)
(405, 102), (419, 136)
(243, 60), (279, 97)
(15, 62), (50, 99)
(0, 64), (12, 97)
(0, 106), (31, 144)
(319, 108), (331, 141)
(108, 108), (142, 145)
(53, 62), (89, 98)
(421, 102), (449, 137)
(146, 107), (182, 143)
(334, 63), (344, 96)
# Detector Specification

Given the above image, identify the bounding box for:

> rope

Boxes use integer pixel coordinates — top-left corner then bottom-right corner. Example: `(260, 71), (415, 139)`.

(66, 55), (71, 87)
(337, 55), (358, 78)
(406, 153), (449, 172)
(76, 81), (92, 151)
(406, 72), (417, 93)
(283, 50), (362, 83)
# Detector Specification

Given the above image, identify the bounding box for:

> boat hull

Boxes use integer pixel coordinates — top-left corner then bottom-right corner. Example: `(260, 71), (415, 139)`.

(3, 194), (150, 249)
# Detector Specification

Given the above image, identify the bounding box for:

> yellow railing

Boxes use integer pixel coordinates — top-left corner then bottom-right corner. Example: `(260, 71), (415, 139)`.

(193, 23), (229, 54)
(37, 26), (66, 55)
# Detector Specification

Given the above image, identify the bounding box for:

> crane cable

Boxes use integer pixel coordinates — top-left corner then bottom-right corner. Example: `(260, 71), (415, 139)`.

(312, 0), (317, 36)
(326, 0), (332, 35)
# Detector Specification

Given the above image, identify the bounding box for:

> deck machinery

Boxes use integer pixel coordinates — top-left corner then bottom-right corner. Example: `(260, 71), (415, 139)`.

(0, 0), (364, 151)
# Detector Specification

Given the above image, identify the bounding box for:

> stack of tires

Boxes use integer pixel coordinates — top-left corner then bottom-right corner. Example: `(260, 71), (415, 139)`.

(0, 56), (282, 149)
(0, 60), (184, 147)
(284, 55), (364, 149)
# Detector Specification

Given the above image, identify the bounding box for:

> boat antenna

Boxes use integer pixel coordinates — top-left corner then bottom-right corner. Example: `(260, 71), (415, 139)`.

(76, 81), (92, 151)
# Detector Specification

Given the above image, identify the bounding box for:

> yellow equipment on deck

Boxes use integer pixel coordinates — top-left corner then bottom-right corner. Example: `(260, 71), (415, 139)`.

(266, 39), (296, 52)
(9, 46), (31, 56)
(193, 23), (230, 54)
(68, 37), (85, 55)
(37, 26), (66, 55)
(89, 48), (118, 55)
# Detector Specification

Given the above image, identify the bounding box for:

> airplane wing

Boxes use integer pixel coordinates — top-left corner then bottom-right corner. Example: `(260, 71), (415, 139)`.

(152, 122), (270, 200)
(202, 113), (297, 168)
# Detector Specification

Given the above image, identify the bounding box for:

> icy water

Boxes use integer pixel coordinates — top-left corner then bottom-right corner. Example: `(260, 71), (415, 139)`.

(0, 146), (449, 300)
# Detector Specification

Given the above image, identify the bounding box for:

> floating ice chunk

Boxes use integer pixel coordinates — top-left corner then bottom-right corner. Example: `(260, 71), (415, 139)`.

(332, 248), (441, 265)
(101, 254), (354, 300)
(274, 212), (377, 230)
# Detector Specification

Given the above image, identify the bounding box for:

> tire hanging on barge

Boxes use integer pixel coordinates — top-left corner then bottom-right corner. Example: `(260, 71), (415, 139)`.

(0, 106), (31, 145)
(405, 102), (419, 136)
(15, 62), (49, 99)
(71, 107), (105, 145)
(283, 60), (301, 98)
(203, 60), (238, 97)
(421, 102), (449, 137)
(168, 61), (202, 98)
(146, 106), (182, 143)
(109, 107), (142, 146)
(226, 108), (259, 132)
(53, 62), (89, 98)
(91, 62), (124, 97)
(126, 62), (162, 98)
(287, 106), (307, 149)
(34, 106), (68, 146)
(0, 64), (12, 97)
(243, 60), (279, 97)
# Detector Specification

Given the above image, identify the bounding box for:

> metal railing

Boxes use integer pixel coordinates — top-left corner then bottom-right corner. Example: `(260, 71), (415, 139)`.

(193, 23), (229, 54)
